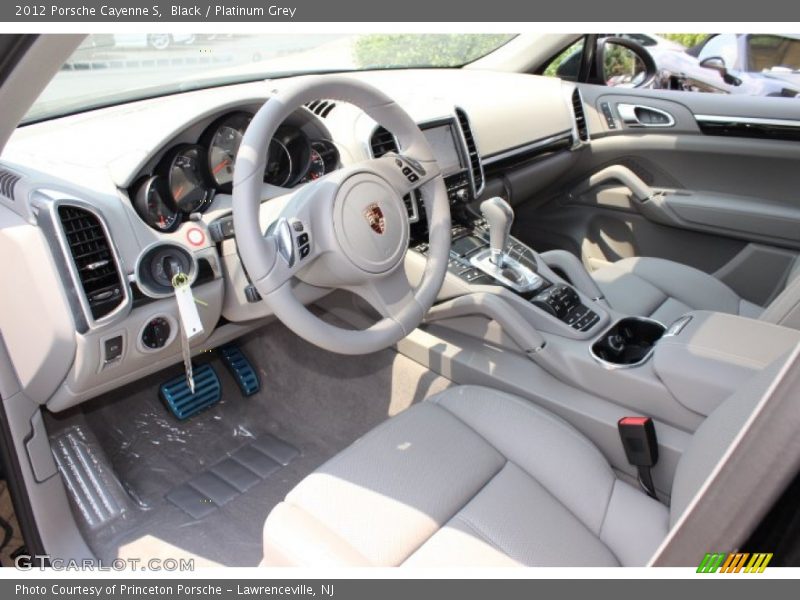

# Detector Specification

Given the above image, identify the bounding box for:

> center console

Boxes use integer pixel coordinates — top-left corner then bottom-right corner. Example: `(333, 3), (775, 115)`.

(411, 196), (602, 335)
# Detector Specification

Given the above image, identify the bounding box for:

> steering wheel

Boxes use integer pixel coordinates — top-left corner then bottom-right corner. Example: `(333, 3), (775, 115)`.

(232, 76), (451, 354)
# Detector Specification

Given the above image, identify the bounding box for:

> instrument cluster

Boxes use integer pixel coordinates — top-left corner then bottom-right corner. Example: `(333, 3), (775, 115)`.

(130, 110), (339, 232)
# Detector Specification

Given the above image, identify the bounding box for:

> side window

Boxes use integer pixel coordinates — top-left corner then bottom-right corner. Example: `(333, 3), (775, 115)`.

(697, 34), (738, 68)
(542, 39), (585, 81)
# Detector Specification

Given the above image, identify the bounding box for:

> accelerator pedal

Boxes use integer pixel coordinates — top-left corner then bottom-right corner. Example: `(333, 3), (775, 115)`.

(218, 344), (260, 396)
(160, 363), (221, 420)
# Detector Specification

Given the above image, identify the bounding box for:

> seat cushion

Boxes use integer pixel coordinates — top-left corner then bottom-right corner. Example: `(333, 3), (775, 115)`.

(261, 386), (669, 567)
(592, 257), (762, 325)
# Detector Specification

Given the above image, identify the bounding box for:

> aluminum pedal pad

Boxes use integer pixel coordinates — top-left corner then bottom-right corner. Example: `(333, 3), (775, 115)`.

(159, 363), (221, 420)
(218, 344), (260, 397)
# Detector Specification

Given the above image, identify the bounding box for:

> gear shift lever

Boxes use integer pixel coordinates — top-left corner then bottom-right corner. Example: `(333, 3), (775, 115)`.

(480, 197), (514, 267)
(470, 196), (543, 294)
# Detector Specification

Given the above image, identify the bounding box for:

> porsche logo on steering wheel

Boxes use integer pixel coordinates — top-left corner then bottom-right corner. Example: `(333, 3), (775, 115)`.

(364, 203), (386, 235)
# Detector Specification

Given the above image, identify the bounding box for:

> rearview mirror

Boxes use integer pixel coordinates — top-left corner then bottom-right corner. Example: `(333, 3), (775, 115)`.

(596, 37), (657, 88)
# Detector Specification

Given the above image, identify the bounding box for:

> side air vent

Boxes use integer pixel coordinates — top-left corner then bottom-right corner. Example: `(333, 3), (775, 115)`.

(370, 126), (399, 158)
(0, 168), (21, 201)
(455, 108), (485, 195)
(571, 88), (589, 143)
(305, 100), (337, 118)
(58, 205), (124, 320)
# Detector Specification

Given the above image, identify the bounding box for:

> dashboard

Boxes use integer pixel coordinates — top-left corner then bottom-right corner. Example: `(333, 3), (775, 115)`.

(130, 110), (340, 232)
(0, 68), (581, 411)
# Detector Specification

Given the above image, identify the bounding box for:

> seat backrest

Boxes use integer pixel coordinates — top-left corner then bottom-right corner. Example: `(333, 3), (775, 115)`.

(669, 357), (784, 527)
(760, 258), (800, 329)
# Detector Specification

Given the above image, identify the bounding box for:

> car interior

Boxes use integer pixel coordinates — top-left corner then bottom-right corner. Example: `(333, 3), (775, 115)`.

(1, 33), (800, 568)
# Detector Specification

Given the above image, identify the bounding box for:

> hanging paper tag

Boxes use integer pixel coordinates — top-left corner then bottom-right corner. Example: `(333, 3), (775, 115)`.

(172, 273), (204, 339)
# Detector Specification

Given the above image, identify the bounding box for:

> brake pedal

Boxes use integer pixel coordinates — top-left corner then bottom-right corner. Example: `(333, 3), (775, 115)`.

(160, 363), (221, 420)
(218, 344), (260, 397)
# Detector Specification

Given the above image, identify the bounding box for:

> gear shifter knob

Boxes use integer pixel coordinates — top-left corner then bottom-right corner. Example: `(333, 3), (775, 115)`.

(480, 197), (514, 267)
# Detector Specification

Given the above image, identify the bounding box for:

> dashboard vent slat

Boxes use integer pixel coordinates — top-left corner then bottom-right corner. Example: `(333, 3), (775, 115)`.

(306, 100), (337, 118)
(369, 126), (399, 158)
(571, 88), (589, 142)
(0, 168), (21, 201)
(455, 108), (485, 195)
(58, 205), (124, 320)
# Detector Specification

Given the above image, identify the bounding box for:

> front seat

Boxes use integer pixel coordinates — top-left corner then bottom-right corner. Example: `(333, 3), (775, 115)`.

(591, 256), (800, 327)
(261, 374), (763, 566)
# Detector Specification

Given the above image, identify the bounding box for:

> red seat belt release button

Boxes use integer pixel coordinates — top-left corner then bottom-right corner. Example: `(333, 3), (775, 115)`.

(618, 416), (658, 497)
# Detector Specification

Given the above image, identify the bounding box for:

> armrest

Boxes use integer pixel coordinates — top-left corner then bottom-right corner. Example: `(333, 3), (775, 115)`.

(653, 311), (800, 415)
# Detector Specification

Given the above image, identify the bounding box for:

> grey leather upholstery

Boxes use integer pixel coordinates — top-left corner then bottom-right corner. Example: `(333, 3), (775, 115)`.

(262, 350), (777, 567)
(592, 257), (763, 326)
(262, 386), (669, 567)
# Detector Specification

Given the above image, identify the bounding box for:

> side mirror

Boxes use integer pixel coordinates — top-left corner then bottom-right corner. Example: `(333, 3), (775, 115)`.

(699, 56), (727, 73)
(699, 56), (742, 86)
(595, 36), (657, 88)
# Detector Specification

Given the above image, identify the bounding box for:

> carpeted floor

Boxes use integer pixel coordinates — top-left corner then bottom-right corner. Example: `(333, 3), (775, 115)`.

(44, 321), (451, 566)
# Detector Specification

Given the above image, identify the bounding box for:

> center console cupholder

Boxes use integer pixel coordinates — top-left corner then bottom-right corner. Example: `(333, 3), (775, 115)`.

(591, 317), (666, 368)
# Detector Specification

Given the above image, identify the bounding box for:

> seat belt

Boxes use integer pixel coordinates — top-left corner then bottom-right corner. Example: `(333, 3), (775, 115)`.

(618, 416), (659, 499)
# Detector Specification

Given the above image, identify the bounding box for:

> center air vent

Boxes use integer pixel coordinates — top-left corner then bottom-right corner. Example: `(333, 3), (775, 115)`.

(305, 100), (337, 118)
(455, 108), (485, 195)
(58, 205), (125, 320)
(0, 168), (21, 201)
(370, 126), (399, 158)
(571, 88), (589, 143)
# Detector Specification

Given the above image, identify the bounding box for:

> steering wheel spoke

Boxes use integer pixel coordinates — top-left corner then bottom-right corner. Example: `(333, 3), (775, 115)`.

(365, 154), (441, 199)
(348, 266), (423, 335)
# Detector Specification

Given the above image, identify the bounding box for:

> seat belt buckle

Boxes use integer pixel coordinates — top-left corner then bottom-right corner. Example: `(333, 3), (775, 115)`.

(618, 416), (658, 498)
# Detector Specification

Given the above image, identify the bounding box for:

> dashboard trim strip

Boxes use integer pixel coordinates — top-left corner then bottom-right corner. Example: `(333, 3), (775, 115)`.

(694, 114), (800, 128)
(482, 131), (573, 166)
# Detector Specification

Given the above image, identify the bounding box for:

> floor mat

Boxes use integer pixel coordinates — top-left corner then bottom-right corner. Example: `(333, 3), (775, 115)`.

(44, 321), (451, 566)
(166, 434), (298, 519)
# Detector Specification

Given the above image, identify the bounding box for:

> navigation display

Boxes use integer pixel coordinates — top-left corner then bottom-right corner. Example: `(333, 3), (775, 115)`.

(422, 123), (464, 175)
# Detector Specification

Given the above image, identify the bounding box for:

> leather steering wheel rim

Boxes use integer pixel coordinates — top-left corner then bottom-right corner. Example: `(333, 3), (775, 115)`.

(232, 75), (451, 354)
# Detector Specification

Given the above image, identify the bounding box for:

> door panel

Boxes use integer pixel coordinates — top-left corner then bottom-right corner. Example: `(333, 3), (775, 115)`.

(512, 84), (800, 303)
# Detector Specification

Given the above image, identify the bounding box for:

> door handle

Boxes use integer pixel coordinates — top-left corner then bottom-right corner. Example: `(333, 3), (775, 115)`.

(617, 103), (675, 128)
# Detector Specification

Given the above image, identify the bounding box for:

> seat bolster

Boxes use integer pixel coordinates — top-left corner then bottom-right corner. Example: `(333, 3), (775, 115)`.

(430, 386), (616, 534)
(599, 480), (670, 566)
(593, 257), (743, 323)
(262, 502), (372, 567)
(760, 275), (800, 327)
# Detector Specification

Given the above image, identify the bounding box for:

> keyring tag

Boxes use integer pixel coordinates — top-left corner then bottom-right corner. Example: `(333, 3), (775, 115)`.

(172, 273), (204, 394)
(172, 273), (203, 339)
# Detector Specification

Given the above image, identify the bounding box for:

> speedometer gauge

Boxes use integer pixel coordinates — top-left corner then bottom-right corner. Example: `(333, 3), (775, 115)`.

(168, 145), (212, 213)
(134, 176), (179, 232)
(207, 112), (251, 189)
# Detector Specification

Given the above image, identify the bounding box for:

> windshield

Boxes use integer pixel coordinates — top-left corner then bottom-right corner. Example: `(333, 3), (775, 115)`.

(25, 33), (515, 123)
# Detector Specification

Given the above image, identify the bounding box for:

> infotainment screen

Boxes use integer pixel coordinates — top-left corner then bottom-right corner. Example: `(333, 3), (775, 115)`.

(422, 123), (464, 176)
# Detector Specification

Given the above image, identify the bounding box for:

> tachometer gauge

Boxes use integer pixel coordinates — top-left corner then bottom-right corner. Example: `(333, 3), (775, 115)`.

(168, 144), (212, 213)
(207, 112), (251, 189)
(134, 176), (180, 232)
